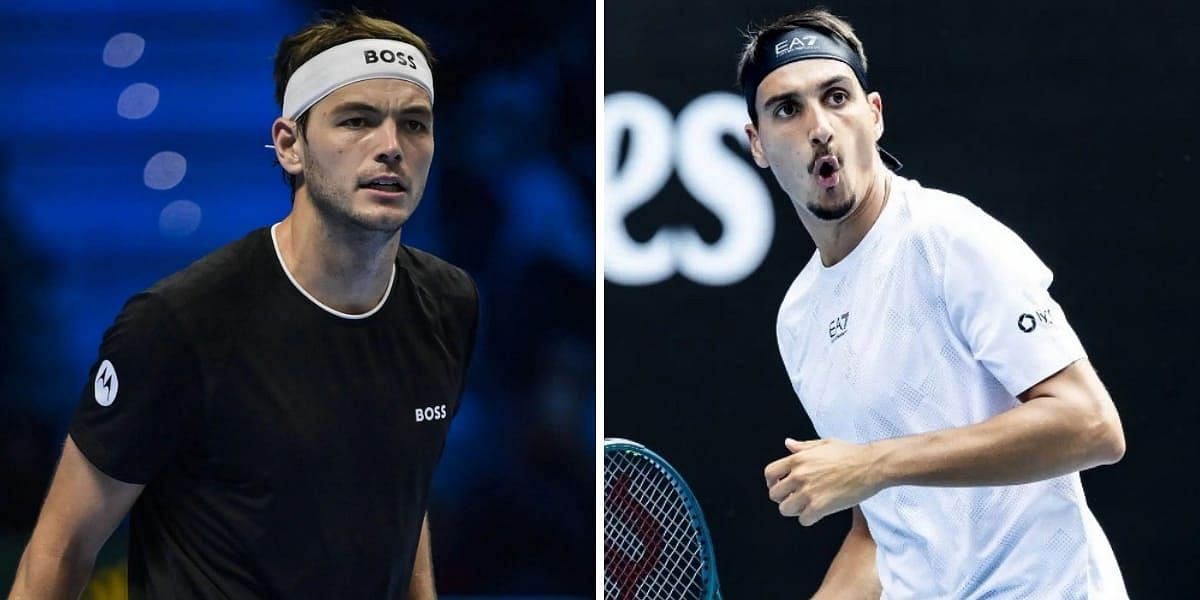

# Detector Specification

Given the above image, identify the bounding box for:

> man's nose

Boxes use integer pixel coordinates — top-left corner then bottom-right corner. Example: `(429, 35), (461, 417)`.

(808, 108), (833, 147)
(375, 125), (403, 164)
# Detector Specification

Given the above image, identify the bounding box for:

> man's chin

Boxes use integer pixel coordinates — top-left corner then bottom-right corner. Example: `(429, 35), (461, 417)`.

(355, 209), (411, 233)
(338, 202), (414, 234)
(806, 200), (854, 221)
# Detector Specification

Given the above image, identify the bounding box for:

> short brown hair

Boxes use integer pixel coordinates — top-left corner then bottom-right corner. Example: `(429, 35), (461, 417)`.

(736, 8), (867, 125)
(272, 9), (435, 191)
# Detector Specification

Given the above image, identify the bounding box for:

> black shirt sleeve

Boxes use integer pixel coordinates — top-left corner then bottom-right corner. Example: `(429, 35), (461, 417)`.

(69, 292), (203, 484)
(461, 274), (480, 373)
(448, 274), (479, 419)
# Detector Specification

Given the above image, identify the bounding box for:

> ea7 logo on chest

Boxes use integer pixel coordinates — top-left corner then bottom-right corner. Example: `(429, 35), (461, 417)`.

(1017, 308), (1055, 333)
(415, 405), (448, 422)
(829, 312), (849, 342)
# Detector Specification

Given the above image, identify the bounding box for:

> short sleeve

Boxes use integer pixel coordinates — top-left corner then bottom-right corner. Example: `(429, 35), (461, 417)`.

(942, 209), (1086, 397)
(69, 292), (203, 484)
(449, 274), (480, 417)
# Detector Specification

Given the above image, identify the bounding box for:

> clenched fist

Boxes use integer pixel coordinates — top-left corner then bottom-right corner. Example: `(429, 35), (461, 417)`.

(764, 437), (886, 526)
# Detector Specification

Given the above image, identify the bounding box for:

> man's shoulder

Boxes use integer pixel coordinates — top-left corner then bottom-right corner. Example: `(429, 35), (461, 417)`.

(897, 176), (1033, 262)
(144, 227), (272, 317)
(397, 245), (476, 303)
(781, 252), (820, 298)
(894, 176), (990, 238)
(776, 251), (822, 333)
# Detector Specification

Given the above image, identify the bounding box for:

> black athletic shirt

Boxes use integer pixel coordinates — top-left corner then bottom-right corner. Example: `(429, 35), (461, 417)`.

(69, 226), (478, 599)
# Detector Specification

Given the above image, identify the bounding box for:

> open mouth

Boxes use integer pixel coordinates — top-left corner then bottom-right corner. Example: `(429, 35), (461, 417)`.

(361, 176), (408, 193)
(813, 155), (840, 189)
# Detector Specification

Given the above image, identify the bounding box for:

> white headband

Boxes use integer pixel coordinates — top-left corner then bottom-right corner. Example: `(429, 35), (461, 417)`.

(281, 38), (434, 119)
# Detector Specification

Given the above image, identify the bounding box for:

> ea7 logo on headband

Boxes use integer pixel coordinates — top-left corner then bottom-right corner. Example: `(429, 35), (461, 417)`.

(363, 49), (418, 70)
(775, 35), (818, 56)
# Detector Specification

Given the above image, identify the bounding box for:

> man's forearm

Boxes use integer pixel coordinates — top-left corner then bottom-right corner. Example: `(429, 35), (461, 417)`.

(9, 545), (94, 600)
(812, 509), (880, 600)
(407, 515), (436, 600)
(767, 361), (1126, 528)
(870, 391), (1124, 489)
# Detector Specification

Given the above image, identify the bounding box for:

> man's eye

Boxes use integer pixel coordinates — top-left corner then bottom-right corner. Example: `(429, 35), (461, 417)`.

(829, 91), (849, 105)
(341, 117), (367, 128)
(774, 102), (797, 118)
(405, 120), (428, 132)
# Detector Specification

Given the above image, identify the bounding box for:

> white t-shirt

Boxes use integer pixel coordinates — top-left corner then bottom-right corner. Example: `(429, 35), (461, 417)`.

(776, 175), (1127, 599)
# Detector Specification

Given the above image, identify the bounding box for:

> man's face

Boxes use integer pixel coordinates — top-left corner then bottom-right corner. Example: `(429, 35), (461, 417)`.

(296, 79), (434, 233)
(746, 59), (883, 222)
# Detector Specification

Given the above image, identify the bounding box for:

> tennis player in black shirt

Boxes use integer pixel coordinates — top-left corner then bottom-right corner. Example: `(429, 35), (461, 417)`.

(10, 11), (476, 599)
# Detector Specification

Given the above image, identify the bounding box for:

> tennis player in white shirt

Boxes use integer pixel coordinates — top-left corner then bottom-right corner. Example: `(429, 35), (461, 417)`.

(741, 9), (1128, 599)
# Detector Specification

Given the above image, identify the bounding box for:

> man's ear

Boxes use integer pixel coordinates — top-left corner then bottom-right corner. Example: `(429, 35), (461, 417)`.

(272, 118), (304, 175)
(868, 91), (884, 142)
(745, 122), (770, 169)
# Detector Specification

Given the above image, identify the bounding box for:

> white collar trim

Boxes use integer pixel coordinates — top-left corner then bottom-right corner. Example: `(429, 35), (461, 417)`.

(269, 222), (395, 320)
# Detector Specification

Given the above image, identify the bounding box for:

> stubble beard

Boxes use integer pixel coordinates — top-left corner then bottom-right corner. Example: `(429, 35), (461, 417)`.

(302, 153), (404, 235)
(806, 191), (856, 221)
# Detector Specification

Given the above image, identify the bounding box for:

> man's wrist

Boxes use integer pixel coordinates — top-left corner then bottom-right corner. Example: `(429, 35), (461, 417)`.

(866, 437), (902, 492)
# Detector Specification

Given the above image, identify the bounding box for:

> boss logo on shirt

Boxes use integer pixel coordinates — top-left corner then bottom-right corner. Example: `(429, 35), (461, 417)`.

(1017, 308), (1055, 333)
(415, 404), (448, 422)
(828, 312), (849, 342)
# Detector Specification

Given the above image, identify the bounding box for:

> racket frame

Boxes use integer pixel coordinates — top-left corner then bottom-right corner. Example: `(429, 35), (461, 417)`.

(603, 437), (723, 600)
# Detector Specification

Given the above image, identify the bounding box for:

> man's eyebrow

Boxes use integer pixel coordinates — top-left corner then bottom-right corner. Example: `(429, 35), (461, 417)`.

(328, 102), (432, 119)
(817, 75), (853, 91)
(328, 101), (383, 115)
(398, 105), (433, 118)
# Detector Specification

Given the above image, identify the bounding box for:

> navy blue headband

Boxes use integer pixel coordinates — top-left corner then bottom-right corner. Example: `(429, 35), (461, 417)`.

(742, 26), (901, 170)
(742, 27), (868, 114)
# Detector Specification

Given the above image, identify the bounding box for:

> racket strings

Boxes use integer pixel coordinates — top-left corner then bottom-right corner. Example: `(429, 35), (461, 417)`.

(605, 452), (709, 599)
(606, 474), (665, 599)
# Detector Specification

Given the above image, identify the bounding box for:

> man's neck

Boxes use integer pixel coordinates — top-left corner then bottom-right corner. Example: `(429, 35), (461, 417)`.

(275, 196), (401, 315)
(802, 170), (892, 267)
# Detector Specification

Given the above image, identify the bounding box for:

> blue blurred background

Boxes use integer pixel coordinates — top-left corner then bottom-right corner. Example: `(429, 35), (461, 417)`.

(0, 0), (595, 597)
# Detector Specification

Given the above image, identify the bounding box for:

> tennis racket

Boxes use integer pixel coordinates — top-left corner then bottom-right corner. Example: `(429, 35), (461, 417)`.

(604, 438), (722, 600)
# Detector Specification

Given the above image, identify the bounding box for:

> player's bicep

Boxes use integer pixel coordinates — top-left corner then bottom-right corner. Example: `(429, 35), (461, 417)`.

(1017, 358), (1106, 404)
(27, 435), (143, 561)
(1016, 359), (1124, 457)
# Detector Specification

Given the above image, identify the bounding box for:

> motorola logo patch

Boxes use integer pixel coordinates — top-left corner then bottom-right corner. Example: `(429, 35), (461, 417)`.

(94, 360), (119, 407)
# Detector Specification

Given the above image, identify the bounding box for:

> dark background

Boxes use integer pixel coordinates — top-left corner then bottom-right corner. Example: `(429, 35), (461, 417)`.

(1, 0), (593, 597)
(606, 1), (1197, 597)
